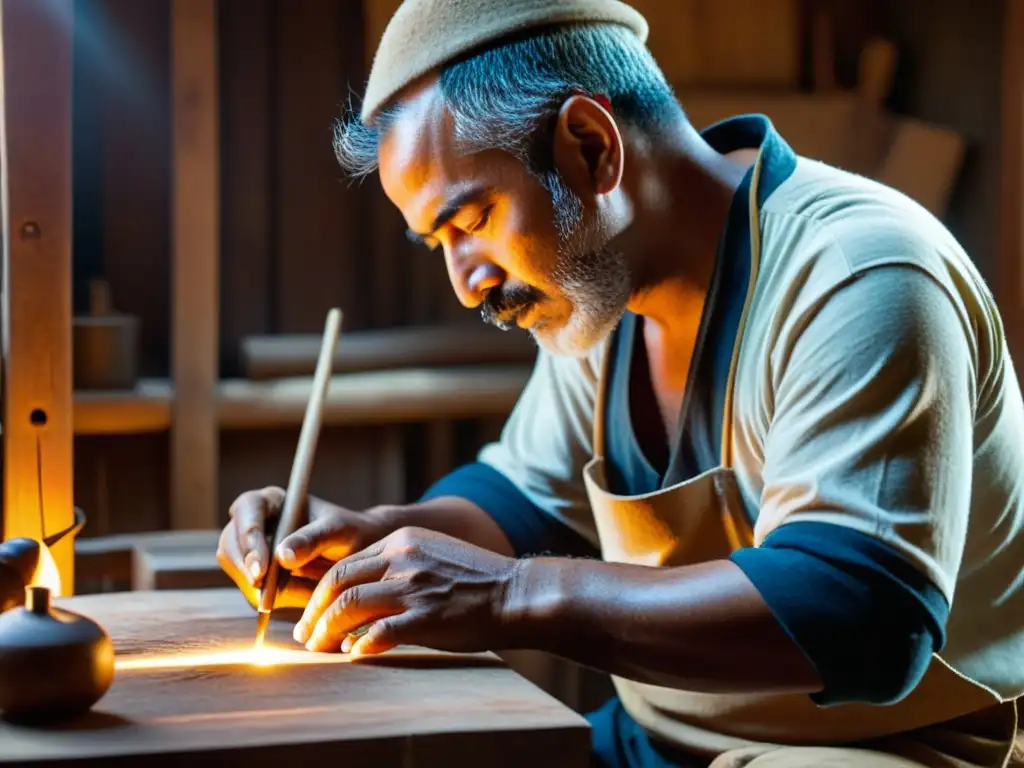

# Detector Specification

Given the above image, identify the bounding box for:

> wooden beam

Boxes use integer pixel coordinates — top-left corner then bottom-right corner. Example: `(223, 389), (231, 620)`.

(240, 325), (537, 379)
(1000, 0), (1024, 363)
(0, 0), (76, 594)
(170, 0), (220, 530)
(72, 366), (532, 435)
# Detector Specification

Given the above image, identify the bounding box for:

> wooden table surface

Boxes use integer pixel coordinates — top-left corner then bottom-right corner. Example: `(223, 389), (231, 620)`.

(0, 588), (590, 766)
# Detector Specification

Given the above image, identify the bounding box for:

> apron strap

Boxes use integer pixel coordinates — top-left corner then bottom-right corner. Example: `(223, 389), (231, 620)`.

(592, 335), (614, 460)
(720, 151), (765, 469)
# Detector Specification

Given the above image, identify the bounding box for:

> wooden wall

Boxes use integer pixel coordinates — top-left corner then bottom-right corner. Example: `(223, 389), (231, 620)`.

(876, 0), (1006, 282)
(70, 0), (487, 539)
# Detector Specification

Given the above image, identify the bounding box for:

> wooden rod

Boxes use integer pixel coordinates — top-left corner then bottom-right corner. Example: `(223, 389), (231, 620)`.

(255, 308), (342, 644)
(170, 0), (220, 530)
(0, 0), (76, 594)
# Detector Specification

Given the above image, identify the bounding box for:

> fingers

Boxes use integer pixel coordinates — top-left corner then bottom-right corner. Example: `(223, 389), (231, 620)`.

(304, 581), (406, 652)
(291, 556), (332, 582)
(229, 487), (284, 585)
(216, 525), (259, 607)
(294, 551), (388, 644)
(276, 512), (358, 571)
(347, 614), (413, 657)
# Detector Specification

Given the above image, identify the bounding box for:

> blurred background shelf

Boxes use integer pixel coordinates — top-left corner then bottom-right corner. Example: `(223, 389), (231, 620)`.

(73, 365), (534, 435)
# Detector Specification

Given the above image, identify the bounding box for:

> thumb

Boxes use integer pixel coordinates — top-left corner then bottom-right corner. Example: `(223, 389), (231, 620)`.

(276, 515), (355, 570)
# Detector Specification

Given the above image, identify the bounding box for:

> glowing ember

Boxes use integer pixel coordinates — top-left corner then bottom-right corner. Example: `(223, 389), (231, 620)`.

(114, 645), (349, 672)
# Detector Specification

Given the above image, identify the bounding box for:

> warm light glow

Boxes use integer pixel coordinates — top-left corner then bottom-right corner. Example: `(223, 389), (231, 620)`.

(114, 645), (350, 672)
(29, 542), (62, 596)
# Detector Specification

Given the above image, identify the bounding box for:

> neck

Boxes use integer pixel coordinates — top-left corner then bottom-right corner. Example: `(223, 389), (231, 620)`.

(615, 124), (752, 344)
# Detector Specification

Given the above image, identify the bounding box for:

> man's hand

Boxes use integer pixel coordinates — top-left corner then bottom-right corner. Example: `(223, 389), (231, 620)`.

(293, 526), (518, 656)
(216, 486), (394, 611)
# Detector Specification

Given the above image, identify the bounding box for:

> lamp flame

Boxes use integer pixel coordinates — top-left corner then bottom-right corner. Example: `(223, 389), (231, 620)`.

(29, 541), (62, 596)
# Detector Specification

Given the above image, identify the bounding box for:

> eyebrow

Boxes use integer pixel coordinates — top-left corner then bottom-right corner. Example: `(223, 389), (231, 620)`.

(406, 186), (491, 245)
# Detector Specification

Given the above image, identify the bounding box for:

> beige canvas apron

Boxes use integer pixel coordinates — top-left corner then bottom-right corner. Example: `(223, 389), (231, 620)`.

(580, 152), (1019, 764)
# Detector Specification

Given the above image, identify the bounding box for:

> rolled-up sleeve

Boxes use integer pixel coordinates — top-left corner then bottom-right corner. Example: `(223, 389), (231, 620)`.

(731, 264), (974, 706)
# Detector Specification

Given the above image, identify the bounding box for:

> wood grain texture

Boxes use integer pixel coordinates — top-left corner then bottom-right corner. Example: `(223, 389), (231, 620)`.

(273, 0), (367, 334)
(241, 325), (537, 379)
(0, 0), (77, 593)
(0, 589), (590, 766)
(72, 367), (530, 436)
(170, 0), (220, 531)
(628, 0), (801, 87)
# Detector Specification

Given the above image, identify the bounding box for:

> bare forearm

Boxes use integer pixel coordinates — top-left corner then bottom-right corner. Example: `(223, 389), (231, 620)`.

(504, 557), (824, 696)
(374, 497), (515, 557)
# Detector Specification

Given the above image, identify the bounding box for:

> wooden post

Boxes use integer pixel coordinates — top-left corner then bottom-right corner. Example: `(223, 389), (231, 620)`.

(1001, 0), (1024, 365)
(171, 0), (220, 530)
(0, 0), (76, 593)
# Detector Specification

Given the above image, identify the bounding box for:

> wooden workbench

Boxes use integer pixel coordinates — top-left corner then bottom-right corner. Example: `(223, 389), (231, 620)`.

(0, 589), (590, 766)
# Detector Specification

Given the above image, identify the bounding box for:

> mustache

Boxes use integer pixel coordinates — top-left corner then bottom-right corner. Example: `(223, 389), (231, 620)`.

(480, 285), (543, 330)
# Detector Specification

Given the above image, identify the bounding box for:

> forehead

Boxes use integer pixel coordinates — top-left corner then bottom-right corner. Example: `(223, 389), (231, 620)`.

(376, 81), (525, 229)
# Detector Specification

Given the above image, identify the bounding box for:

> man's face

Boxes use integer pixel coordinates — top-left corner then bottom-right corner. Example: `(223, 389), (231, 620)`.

(377, 83), (632, 357)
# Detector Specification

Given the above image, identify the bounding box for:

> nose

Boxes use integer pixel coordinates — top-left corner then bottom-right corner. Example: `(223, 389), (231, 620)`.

(444, 245), (504, 308)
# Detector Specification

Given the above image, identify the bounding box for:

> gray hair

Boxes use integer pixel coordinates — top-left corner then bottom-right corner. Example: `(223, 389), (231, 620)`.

(333, 22), (683, 181)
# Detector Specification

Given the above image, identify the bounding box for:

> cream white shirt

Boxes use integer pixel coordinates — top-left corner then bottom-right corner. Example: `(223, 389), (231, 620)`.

(479, 156), (1024, 702)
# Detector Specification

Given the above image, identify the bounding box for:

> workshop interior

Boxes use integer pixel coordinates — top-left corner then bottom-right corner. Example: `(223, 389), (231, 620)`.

(0, 0), (1021, 763)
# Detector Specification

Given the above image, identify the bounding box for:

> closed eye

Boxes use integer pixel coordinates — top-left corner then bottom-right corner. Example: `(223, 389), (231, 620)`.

(468, 205), (494, 233)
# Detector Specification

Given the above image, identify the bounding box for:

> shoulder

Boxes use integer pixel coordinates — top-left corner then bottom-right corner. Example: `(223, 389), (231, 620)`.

(752, 158), (999, 383)
(760, 157), (960, 276)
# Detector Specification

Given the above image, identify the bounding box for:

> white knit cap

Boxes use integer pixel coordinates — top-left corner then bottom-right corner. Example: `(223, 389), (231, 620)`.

(361, 0), (649, 124)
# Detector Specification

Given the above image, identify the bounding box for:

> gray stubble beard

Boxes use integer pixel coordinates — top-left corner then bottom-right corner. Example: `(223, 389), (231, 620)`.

(540, 170), (632, 358)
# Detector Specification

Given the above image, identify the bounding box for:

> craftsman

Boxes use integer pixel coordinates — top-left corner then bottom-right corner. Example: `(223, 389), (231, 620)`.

(216, 1), (1024, 766)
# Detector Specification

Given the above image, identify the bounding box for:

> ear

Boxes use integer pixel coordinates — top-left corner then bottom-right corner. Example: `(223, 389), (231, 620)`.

(551, 95), (624, 197)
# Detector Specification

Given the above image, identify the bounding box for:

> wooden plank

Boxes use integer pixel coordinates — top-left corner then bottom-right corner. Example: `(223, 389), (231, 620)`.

(75, 530), (219, 586)
(74, 380), (175, 435)
(0, 589), (591, 766)
(73, 367), (531, 435)
(218, 367), (530, 429)
(170, 0), (220, 530)
(1000, 0), (1024, 363)
(132, 545), (231, 591)
(0, 0), (77, 594)
(273, 0), (367, 333)
(877, 120), (965, 218)
(241, 325), (537, 379)
(219, 0), (274, 375)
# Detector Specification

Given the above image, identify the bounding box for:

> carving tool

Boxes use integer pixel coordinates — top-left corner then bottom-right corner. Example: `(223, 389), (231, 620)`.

(254, 308), (343, 650)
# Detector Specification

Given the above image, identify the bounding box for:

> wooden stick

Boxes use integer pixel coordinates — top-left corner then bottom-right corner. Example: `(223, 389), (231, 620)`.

(255, 308), (342, 646)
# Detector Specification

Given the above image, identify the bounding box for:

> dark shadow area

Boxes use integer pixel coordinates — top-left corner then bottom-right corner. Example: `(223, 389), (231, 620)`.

(350, 652), (506, 670)
(2, 709), (135, 731)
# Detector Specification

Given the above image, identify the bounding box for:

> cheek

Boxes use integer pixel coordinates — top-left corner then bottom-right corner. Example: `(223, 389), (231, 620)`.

(497, 205), (560, 283)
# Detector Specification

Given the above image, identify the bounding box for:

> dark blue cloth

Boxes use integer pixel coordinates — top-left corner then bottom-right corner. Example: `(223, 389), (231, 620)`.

(730, 523), (948, 706)
(588, 698), (708, 768)
(420, 461), (599, 558)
